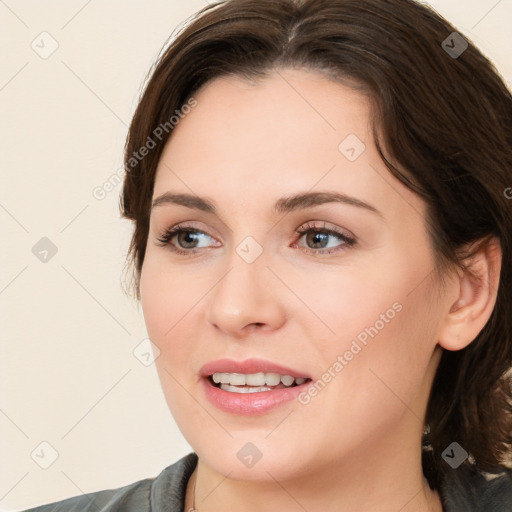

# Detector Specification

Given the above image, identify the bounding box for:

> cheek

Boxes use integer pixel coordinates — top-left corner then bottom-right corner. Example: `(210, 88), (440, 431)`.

(306, 268), (440, 434)
(139, 253), (202, 343)
(140, 260), (198, 422)
(140, 255), (208, 404)
(299, 239), (439, 382)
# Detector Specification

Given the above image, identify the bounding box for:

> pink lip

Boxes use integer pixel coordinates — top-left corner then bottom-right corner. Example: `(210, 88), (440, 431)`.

(199, 358), (311, 379)
(199, 358), (313, 415)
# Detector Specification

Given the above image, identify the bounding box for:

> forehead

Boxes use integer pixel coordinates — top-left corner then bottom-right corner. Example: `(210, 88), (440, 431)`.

(175, 69), (371, 146)
(155, 69), (371, 184)
(152, 68), (424, 224)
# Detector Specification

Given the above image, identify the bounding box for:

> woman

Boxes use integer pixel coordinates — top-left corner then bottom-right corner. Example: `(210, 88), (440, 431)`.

(24, 0), (512, 510)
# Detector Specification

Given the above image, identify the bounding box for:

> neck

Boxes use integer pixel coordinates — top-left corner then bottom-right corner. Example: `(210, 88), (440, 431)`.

(185, 428), (443, 512)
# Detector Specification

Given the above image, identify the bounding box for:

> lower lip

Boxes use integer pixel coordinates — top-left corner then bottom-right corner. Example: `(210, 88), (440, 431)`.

(202, 377), (311, 415)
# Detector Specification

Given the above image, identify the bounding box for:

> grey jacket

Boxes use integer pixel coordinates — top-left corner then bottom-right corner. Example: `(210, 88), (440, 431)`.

(22, 452), (512, 511)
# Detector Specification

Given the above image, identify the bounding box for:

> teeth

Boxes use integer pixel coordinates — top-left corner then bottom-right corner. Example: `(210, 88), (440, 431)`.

(211, 372), (308, 388)
(220, 384), (272, 393)
(280, 375), (295, 386)
(246, 372), (266, 386)
(265, 373), (281, 386)
(229, 373), (246, 385)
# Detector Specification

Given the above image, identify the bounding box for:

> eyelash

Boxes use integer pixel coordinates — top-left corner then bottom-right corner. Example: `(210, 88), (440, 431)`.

(155, 221), (356, 256)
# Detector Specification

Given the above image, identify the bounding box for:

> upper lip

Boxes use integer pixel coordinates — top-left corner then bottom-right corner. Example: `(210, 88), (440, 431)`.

(200, 358), (311, 379)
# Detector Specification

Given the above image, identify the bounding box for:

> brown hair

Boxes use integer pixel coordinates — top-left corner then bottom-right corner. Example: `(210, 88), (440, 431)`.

(120, 0), (512, 489)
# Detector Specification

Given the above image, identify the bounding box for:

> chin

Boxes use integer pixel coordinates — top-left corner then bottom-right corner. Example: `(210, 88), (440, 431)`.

(188, 432), (322, 483)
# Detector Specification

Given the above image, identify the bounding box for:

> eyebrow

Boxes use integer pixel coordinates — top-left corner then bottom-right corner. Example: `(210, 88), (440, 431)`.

(151, 191), (383, 218)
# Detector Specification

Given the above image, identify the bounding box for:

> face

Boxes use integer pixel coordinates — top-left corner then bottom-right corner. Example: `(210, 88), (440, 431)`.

(140, 68), (448, 483)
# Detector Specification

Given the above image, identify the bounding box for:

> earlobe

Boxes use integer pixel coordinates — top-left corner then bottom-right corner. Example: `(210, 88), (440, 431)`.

(438, 237), (502, 352)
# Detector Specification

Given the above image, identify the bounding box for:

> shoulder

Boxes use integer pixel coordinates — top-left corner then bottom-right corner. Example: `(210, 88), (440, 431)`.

(440, 463), (512, 512)
(22, 452), (198, 512)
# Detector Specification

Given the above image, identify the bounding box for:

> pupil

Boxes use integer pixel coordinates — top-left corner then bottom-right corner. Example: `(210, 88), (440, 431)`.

(180, 231), (198, 248)
(309, 232), (327, 248)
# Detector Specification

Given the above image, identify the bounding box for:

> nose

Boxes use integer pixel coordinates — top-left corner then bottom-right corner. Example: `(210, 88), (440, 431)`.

(205, 252), (287, 339)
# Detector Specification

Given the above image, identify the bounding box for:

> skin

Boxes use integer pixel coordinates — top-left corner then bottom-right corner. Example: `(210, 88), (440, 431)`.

(139, 68), (501, 512)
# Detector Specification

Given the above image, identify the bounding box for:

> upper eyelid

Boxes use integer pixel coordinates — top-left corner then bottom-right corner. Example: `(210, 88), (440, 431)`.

(149, 197), (382, 236)
(163, 220), (351, 237)
(161, 222), (354, 245)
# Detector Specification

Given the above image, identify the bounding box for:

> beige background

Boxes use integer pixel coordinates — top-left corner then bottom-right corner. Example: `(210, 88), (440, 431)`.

(1, 0), (511, 510)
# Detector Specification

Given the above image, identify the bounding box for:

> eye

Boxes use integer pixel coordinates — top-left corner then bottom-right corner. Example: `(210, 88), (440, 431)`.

(293, 221), (356, 255)
(155, 224), (220, 255)
(155, 221), (356, 256)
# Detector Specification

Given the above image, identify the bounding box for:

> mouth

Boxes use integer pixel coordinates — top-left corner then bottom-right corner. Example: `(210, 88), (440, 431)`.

(207, 372), (311, 393)
(199, 359), (314, 415)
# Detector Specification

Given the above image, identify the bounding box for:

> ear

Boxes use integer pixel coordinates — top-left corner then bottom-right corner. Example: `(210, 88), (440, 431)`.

(438, 236), (502, 351)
